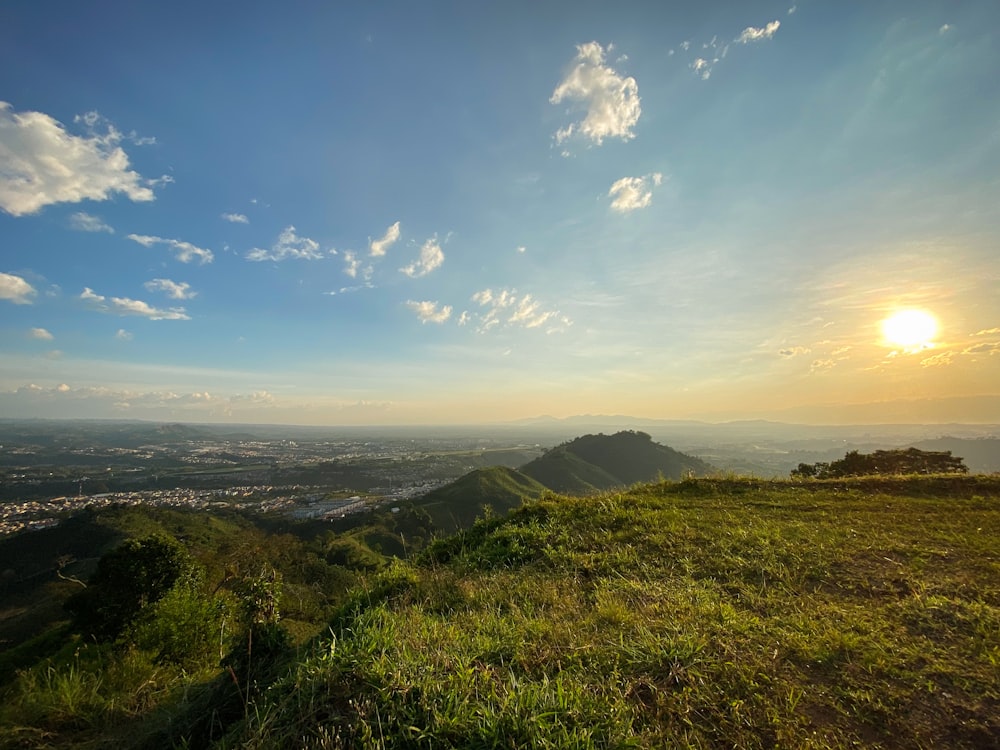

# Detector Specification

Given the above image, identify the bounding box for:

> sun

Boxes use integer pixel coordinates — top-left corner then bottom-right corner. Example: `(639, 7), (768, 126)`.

(881, 309), (938, 350)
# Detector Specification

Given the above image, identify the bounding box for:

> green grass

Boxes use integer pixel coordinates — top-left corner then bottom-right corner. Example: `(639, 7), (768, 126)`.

(2, 476), (999, 748)
(227, 476), (1000, 748)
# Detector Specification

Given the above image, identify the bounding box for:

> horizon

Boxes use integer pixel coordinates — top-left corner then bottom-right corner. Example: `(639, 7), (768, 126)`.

(2, 1), (999, 426)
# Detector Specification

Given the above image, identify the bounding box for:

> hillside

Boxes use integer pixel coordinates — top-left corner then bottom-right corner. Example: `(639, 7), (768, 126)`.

(520, 430), (713, 492)
(4, 476), (998, 747)
(209, 476), (1000, 747)
(412, 466), (548, 533)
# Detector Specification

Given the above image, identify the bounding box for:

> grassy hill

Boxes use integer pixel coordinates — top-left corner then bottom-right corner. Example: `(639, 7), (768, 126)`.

(3, 475), (999, 748)
(520, 430), (713, 493)
(412, 466), (549, 533)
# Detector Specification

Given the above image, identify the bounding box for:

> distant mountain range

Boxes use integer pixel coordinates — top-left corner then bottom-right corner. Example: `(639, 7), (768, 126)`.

(413, 431), (712, 531)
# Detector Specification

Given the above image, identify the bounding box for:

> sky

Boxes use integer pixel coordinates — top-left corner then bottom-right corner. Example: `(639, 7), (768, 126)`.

(1, 0), (999, 426)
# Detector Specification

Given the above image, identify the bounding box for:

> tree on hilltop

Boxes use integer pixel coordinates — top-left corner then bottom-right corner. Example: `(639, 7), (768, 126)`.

(791, 447), (968, 479)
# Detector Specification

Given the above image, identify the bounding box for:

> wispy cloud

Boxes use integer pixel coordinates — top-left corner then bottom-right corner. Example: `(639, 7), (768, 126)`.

(400, 237), (445, 278)
(690, 58), (714, 80)
(470, 288), (571, 333)
(0, 102), (162, 216)
(550, 41), (641, 146)
(678, 19), (778, 81)
(406, 300), (453, 324)
(0, 272), (36, 304)
(115, 329), (133, 341)
(80, 287), (190, 320)
(127, 233), (214, 264)
(736, 21), (781, 44)
(779, 346), (811, 357)
(29, 327), (53, 341)
(370, 221), (400, 257)
(221, 212), (249, 224)
(144, 278), (196, 300)
(609, 172), (663, 214)
(245, 225), (323, 261)
(69, 211), (114, 233)
(964, 341), (1000, 355)
(973, 327), (1000, 336)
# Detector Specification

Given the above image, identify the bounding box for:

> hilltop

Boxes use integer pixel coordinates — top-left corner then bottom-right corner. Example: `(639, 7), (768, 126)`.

(518, 430), (713, 493)
(409, 431), (713, 528)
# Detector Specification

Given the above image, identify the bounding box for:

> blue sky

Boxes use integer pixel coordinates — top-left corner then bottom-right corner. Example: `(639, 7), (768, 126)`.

(2, 0), (999, 424)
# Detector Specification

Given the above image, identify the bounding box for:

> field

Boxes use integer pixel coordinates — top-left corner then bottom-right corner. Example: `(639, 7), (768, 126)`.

(2, 476), (998, 748)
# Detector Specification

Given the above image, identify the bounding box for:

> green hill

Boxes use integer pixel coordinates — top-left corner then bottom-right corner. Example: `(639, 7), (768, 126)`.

(4, 475), (1000, 747)
(413, 466), (548, 533)
(520, 430), (712, 492)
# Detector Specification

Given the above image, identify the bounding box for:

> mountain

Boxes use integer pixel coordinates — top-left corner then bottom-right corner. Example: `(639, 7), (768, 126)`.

(413, 466), (548, 532)
(519, 430), (713, 493)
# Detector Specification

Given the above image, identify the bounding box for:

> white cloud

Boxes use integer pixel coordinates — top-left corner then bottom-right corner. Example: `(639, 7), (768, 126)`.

(69, 211), (114, 233)
(0, 272), (36, 304)
(406, 300), (453, 324)
(788, 5), (797, 14)
(608, 172), (663, 214)
(736, 20), (781, 44)
(369, 221), (401, 257)
(400, 237), (445, 278)
(80, 287), (190, 320)
(115, 328), (133, 341)
(469, 287), (571, 333)
(221, 212), (249, 224)
(550, 41), (641, 146)
(144, 278), (196, 300)
(246, 225), (323, 261)
(973, 327), (1000, 336)
(0, 102), (162, 216)
(127, 233), (214, 264)
(458, 311), (470, 326)
(690, 58), (713, 80)
(342, 250), (361, 278)
(29, 327), (53, 340)
(939, 24), (951, 35)
(516, 245), (526, 254)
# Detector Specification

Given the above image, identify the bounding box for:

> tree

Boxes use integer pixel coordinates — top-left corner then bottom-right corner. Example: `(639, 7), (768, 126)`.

(66, 534), (196, 641)
(790, 448), (968, 479)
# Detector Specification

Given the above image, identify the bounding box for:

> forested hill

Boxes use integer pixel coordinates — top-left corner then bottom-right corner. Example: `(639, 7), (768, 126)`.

(413, 466), (548, 533)
(519, 430), (713, 493)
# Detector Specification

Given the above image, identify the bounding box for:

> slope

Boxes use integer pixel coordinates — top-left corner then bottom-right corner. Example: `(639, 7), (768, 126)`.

(520, 430), (712, 493)
(412, 465), (548, 533)
(211, 476), (1000, 749)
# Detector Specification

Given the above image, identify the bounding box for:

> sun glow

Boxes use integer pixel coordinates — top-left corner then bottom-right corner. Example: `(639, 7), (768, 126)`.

(881, 309), (938, 350)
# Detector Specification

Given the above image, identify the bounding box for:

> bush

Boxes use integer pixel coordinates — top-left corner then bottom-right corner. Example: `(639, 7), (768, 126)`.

(66, 534), (197, 641)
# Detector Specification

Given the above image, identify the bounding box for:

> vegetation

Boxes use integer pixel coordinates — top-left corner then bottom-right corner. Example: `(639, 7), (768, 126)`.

(412, 466), (548, 533)
(792, 448), (969, 479)
(2, 474), (998, 748)
(519, 431), (713, 493)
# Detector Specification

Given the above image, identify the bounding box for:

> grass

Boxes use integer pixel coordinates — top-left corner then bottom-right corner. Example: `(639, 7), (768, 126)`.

(2, 475), (998, 748)
(226, 476), (1000, 748)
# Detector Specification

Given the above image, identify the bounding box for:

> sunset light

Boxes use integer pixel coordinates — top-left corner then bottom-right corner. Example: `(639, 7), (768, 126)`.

(881, 309), (939, 351)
